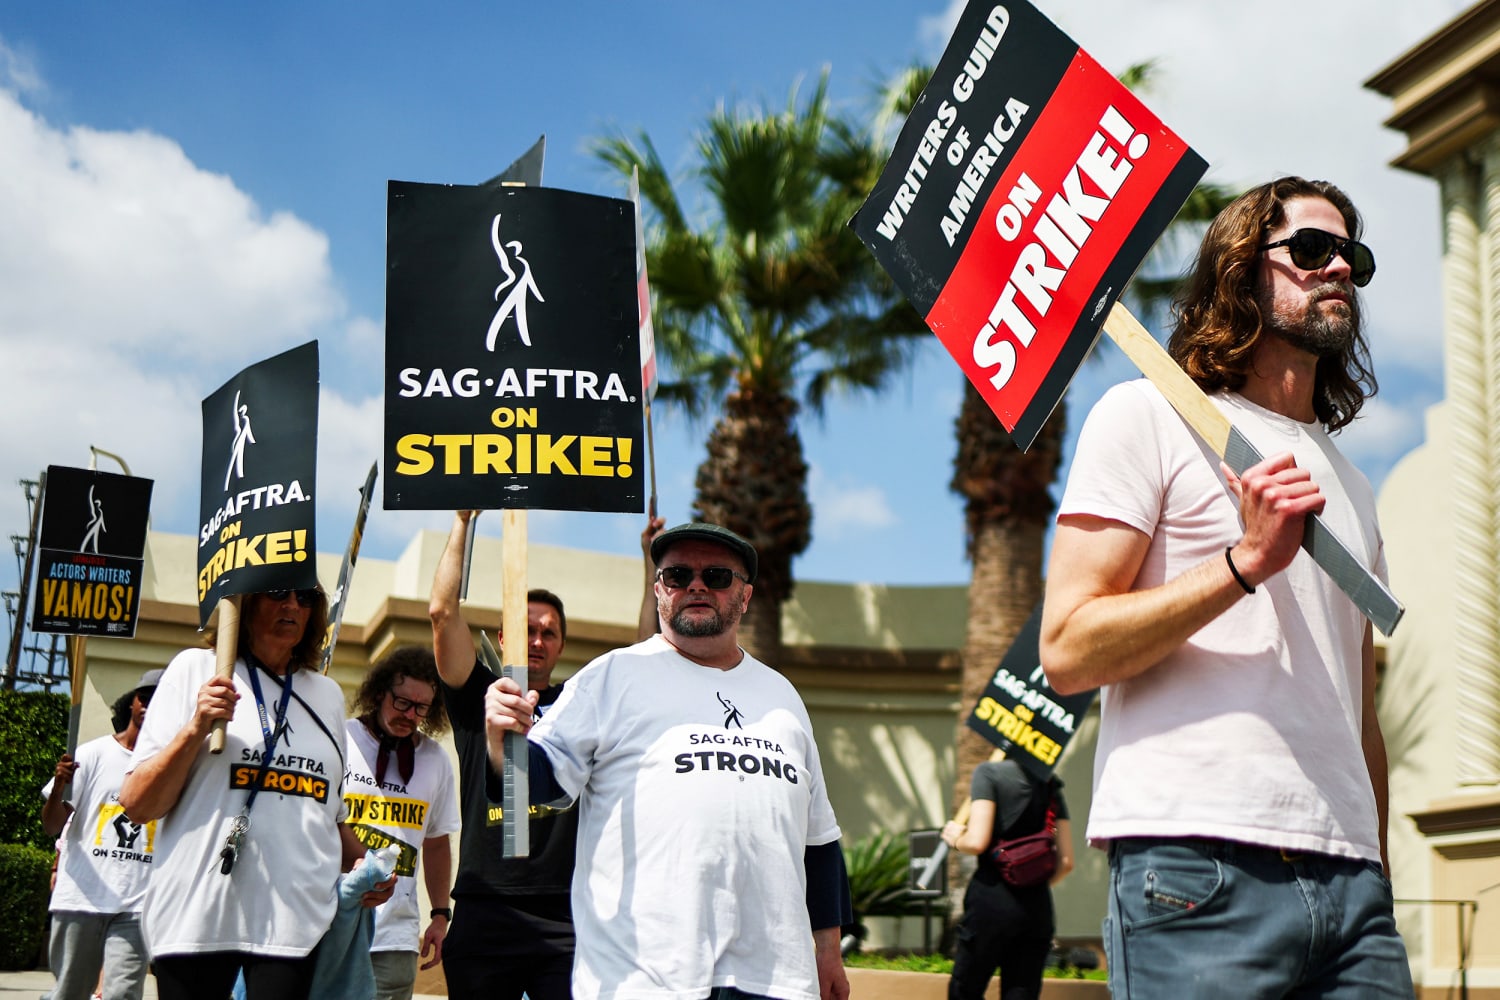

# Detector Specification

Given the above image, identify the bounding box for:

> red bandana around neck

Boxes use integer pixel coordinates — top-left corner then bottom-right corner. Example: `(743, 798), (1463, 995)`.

(363, 714), (415, 786)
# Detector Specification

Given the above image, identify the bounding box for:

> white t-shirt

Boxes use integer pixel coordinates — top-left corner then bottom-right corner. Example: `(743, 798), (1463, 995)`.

(343, 719), (460, 954)
(44, 734), (156, 913)
(132, 647), (350, 958)
(1058, 380), (1384, 861)
(530, 635), (842, 1000)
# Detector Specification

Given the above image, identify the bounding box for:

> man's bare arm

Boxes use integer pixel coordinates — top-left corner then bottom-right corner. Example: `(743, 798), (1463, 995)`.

(813, 926), (849, 1000)
(1042, 452), (1326, 695)
(636, 515), (664, 641)
(121, 676), (237, 823)
(431, 510), (477, 689)
(419, 834), (453, 969)
(41, 756), (76, 837)
(1359, 626), (1393, 874)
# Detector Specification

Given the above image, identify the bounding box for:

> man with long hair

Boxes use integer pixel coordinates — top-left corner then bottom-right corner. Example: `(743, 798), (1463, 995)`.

(345, 646), (459, 1000)
(1040, 177), (1412, 997)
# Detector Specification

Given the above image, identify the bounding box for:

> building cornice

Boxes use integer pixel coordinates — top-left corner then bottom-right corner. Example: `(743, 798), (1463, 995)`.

(1366, 0), (1500, 175)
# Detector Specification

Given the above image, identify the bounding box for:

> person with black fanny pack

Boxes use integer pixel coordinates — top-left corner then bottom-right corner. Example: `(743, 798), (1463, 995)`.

(942, 758), (1074, 1000)
(121, 587), (392, 1000)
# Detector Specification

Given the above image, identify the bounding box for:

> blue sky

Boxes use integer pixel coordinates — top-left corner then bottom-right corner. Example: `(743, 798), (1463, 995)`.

(0, 0), (1473, 637)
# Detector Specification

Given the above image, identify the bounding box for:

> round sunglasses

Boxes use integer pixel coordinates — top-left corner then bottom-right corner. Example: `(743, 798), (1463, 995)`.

(1258, 228), (1375, 287)
(656, 565), (750, 590)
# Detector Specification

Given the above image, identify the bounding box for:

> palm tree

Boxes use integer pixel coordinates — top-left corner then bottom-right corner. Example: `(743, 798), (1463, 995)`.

(595, 72), (923, 662)
(867, 60), (1236, 844)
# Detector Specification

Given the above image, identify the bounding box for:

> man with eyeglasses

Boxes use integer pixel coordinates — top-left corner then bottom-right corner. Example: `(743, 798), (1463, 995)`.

(38, 669), (161, 1000)
(482, 521), (852, 1000)
(343, 646), (459, 1000)
(1040, 177), (1412, 997)
(429, 509), (577, 1000)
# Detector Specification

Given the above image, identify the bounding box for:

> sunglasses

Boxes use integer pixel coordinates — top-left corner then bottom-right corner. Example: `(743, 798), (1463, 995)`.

(1259, 228), (1375, 287)
(656, 565), (749, 591)
(264, 588), (320, 608)
(388, 692), (433, 718)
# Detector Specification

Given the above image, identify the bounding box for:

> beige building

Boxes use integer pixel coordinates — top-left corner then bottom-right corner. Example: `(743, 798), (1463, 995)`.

(1367, 2), (1500, 996)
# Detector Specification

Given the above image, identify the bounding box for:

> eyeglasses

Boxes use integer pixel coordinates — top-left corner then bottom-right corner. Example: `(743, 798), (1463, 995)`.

(388, 692), (433, 718)
(1258, 228), (1375, 287)
(264, 588), (320, 608)
(656, 565), (749, 590)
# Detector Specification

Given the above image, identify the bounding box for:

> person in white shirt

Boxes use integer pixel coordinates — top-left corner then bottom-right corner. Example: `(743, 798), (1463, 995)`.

(39, 671), (160, 1000)
(484, 522), (852, 1000)
(1041, 177), (1412, 998)
(120, 587), (393, 1000)
(344, 646), (460, 1000)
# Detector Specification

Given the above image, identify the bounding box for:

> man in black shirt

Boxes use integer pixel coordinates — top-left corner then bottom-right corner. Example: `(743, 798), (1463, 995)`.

(429, 509), (576, 1000)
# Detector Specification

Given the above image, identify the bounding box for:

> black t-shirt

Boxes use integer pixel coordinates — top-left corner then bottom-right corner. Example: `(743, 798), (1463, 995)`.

(970, 758), (1069, 846)
(444, 659), (580, 901)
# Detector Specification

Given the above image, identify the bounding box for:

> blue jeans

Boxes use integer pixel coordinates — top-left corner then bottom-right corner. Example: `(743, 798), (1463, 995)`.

(1105, 838), (1414, 999)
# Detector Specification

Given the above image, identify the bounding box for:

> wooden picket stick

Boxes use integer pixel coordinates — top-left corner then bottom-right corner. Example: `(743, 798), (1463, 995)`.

(459, 513), (479, 602)
(1101, 302), (1405, 636)
(208, 594), (241, 754)
(66, 635), (87, 756)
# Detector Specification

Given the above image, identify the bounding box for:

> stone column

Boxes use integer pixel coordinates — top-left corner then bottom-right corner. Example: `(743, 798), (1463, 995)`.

(1447, 147), (1500, 785)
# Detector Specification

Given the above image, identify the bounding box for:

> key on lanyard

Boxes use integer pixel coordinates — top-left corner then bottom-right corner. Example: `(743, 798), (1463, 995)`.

(219, 814), (250, 875)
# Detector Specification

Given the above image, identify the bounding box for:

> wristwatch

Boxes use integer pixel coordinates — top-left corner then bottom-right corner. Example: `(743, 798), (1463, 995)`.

(430, 907), (452, 920)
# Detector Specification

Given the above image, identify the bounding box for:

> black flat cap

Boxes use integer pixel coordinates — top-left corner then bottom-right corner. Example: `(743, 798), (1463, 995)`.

(650, 522), (758, 583)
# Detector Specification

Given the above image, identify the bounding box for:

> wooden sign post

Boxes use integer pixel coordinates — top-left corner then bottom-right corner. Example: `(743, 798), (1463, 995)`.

(208, 595), (240, 754)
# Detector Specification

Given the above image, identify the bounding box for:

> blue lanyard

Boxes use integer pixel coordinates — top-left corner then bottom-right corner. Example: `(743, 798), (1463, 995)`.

(243, 656), (293, 812)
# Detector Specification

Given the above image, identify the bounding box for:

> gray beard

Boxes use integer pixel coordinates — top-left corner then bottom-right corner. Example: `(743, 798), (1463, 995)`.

(1263, 283), (1357, 357)
(666, 601), (742, 638)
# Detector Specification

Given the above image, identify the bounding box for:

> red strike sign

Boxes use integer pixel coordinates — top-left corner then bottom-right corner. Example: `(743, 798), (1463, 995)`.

(927, 54), (1189, 429)
(852, 0), (1206, 450)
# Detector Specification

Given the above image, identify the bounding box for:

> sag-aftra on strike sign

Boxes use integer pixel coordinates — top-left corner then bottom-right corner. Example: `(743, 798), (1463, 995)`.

(853, 1), (1206, 450)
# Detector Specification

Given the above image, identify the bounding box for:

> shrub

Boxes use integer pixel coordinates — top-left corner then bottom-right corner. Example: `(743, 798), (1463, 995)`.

(0, 689), (68, 850)
(843, 830), (928, 921)
(0, 843), (52, 969)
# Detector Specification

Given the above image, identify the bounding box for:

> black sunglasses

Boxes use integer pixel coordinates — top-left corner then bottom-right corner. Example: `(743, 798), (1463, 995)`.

(656, 565), (749, 591)
(1259, 228), (1375, 287)
(264, 588), (320, 608)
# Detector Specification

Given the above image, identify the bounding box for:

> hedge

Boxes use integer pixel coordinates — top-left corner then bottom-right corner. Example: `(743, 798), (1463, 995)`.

(0, 689), (68, 850)
(0, 843), (52, 969)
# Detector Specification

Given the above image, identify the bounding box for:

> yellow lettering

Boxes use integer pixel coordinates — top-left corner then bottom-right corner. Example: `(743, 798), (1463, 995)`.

(536, 435), (577, 475)
(473, 434), (513, 474)
(395, 434), (434, 476)
(233, 534), (265, 568)
(490, 406), (539, 429)
(579, 436), (612, 477)
(264, 531), (293, 563)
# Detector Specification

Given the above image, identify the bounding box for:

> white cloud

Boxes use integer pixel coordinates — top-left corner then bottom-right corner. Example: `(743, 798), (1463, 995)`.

(0, 90), (342, 365)
(1334, 393), (1433, 491)
(0, 37), (42, 96)
(0, 73), (358, 564)
(809, 465), (897, 540)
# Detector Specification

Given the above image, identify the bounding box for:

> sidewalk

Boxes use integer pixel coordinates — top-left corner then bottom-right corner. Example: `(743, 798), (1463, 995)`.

(0, 968), (446, 998)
